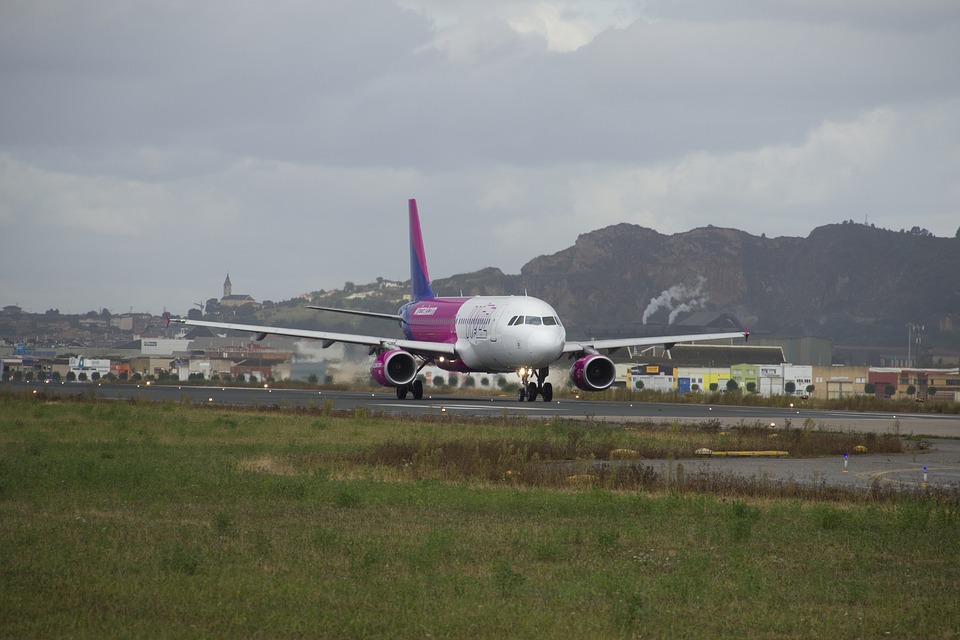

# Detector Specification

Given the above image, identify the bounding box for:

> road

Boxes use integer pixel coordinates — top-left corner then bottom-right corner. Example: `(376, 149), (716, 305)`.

(12, 381), (960, 489)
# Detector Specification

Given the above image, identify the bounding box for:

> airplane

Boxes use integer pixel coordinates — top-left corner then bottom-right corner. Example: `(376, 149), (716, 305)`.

(167, 199), (748, 402)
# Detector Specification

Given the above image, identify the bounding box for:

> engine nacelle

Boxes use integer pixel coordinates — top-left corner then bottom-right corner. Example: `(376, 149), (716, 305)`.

(570, 353), (617, 392)
(370, 350), (417, 387)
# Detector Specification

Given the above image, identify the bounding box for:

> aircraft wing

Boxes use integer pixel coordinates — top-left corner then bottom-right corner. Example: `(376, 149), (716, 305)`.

(167, 317), (456, 357)
(562, 329), (749, 356)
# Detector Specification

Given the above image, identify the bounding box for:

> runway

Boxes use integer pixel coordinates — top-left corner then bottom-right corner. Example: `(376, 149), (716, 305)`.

(14, 381), (960, 490)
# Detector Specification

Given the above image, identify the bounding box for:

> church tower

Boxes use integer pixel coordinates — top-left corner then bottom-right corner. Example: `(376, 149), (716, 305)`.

(223, 273), (232, 298)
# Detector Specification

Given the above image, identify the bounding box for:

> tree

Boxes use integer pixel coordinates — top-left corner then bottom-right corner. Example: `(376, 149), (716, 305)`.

(78, 372), (88, 382)
(726, 379), (739, 392)
(928, 386), (938, 397)
(806, 385), (815, 395)
(864, 382), (876, 394)
(906, 384), (917, 397)
(187, 308), (203, 320)
(746, 382), (756, 393)
(66, 371), (76, 381)
(884, 384), (895, 398)
(709, 383), (719, 392)
(784, 381), (796, 394)
(205, 298), (221, 315)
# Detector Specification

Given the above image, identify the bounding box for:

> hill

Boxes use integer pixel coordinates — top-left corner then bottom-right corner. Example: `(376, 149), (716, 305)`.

(255, 222), (960, 351)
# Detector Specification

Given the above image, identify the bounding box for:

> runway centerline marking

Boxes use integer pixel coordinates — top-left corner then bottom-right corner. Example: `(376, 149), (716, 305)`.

(375, 403), (565, 412)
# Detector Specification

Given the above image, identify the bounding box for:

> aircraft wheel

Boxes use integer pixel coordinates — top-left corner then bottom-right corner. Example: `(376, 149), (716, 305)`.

(541, 382), (553, 402)
(397, 386), (408, 400)
(518, 387), (526, 402)
(527, 382), (538, 402)
(412, 379), (424, 400)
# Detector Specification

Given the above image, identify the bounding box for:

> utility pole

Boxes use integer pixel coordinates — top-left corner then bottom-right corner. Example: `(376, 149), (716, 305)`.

(906, 323), (924, 367)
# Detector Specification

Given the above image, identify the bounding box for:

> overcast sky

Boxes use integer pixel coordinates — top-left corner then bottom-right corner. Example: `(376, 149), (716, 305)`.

(3, 0), (959, 316)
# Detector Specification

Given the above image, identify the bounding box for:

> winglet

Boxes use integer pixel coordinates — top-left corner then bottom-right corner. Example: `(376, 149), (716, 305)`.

(744, 327), (751, 342)
(408, 199), (436, 301)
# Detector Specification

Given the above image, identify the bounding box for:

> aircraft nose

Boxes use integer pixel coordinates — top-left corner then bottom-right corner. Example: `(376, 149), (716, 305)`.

(528, 328), (564, 360)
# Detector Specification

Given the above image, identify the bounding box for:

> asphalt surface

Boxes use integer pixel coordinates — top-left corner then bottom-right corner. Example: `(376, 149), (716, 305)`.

(12, 381), (960, 489)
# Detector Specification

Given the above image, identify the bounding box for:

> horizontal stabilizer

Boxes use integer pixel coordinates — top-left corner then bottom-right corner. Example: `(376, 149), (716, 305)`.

(307, 305), (402, 322)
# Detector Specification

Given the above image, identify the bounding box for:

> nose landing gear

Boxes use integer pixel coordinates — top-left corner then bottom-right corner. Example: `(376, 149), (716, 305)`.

(517, 367), (553, 402)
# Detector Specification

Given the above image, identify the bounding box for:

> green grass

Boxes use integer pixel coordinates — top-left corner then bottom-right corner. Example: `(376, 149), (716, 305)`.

(2, 395), (959, 638)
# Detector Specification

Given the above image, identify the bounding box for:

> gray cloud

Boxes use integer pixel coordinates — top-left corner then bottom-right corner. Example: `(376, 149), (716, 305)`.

(2, 0), (958, 315)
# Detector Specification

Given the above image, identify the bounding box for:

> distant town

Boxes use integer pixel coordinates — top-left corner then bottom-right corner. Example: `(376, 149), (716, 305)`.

(3, 273), (959, 403)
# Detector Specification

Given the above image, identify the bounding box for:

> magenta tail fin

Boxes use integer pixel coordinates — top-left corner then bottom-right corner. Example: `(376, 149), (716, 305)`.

(408, 199), (436, 301)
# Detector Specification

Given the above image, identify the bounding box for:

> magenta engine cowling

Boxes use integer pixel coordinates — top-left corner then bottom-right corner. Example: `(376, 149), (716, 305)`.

(370, 350), (417, 387)
(570, 353), (617, 392)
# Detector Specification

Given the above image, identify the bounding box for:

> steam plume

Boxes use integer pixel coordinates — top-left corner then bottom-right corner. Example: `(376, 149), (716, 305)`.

(641, 276), (708, 324)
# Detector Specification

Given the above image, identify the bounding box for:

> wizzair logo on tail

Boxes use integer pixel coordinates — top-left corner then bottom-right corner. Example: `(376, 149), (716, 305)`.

(413, 306), (438, 316)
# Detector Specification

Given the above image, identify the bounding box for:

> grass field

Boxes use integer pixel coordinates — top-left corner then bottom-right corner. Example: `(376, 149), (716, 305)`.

(2, 394), (959, 638)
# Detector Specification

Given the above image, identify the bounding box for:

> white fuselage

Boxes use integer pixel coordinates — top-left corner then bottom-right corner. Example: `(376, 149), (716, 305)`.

(407, 296), (566, 373)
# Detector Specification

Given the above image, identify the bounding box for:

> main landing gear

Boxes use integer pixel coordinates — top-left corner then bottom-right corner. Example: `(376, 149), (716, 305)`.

(517, 367), (553, 403)
(396, 379), (424, 400)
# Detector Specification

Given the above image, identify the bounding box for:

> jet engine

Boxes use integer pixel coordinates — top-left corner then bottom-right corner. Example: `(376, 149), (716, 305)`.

(570, 353), (617, 392)
(370, 349), (417, 387)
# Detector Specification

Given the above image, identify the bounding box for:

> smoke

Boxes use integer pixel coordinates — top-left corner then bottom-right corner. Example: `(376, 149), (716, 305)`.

(641, 276), (708, 325)
(294, 339), (371, 382)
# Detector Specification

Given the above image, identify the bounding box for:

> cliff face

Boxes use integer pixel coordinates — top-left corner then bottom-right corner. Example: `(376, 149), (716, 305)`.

(433, 223), (960, 348)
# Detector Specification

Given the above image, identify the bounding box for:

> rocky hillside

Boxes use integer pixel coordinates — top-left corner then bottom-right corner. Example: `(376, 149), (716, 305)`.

(258, 222), (959, 350)
(431, 222), (960, 348)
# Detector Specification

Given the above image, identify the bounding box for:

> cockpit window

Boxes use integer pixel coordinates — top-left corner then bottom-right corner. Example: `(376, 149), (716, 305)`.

(509, 315), (561, 326)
